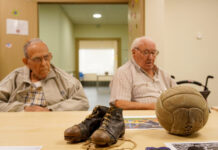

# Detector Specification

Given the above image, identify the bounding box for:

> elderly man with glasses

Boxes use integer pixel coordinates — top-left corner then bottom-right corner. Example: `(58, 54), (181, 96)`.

(0, 38), (89, 112)
(110, 36), (176, 110)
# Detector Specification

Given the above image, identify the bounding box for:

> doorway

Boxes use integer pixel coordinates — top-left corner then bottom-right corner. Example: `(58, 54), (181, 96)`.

(38, 0), (144, 110)
(39, 3), (128, 77)
(76, 38), (120, 86)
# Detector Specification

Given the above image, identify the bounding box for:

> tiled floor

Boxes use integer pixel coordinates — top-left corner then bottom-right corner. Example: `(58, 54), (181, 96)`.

(83, 86), (110, 111)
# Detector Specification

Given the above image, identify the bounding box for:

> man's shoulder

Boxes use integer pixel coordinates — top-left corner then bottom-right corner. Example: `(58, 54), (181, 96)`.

(117, 60), (134, 73)
(157, 67), (173, 80)
(0, 66), (27, 84)
(51, 65), (79, 83)
(157, 67), (176, 87)
(158, 67), (170, 75)
(13, 66), (26, 72)
(7, 66), (27, 77)
(112, 61), (136, 80)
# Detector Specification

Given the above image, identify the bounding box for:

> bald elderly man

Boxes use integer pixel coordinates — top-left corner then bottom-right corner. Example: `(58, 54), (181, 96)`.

(110, 36), (176, 110)
(0, 38), (89, 112)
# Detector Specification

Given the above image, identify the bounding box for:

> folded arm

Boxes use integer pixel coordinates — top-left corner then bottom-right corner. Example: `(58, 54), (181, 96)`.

(114, 99), (155, 110)
(0, 100), (25, 112)
(0, 74), (25, 112)
(47, 83), (89, 111)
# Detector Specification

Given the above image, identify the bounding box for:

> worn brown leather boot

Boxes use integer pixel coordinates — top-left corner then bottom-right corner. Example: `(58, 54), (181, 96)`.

(91, 106), (125, 146)
(64, 105), (109, 142)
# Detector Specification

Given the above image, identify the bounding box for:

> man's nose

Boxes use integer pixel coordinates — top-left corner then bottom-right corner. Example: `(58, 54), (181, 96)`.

(147, 53), (154, 59)
(41, 58), (47, 65)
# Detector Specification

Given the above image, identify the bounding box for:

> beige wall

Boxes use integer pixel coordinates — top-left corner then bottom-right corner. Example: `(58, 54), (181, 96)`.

(146, 0), (218, 106)
(0, 0), (37, 79)
(145, 0), (165, 67)
(74, 24), (128, 64)
(39, 4), (75, 72)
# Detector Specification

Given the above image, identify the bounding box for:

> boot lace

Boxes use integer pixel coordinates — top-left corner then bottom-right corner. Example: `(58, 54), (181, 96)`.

(101, 107), (116, 127)
(82, 138), (137, 150)
(101, 113), (112, 127)
(82, 107), (99, 123)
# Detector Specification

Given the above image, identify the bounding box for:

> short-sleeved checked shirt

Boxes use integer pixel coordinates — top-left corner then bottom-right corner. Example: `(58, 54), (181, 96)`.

(110, 59), (177, 105)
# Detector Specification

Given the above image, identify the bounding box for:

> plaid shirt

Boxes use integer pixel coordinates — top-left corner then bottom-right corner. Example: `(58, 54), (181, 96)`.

(23, 82), (47, 107)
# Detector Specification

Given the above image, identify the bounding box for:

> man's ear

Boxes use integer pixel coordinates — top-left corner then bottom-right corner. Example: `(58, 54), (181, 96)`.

(22, 58), (28, 65)
(50, 53), (53, 59)
(132, 49), (136, 55)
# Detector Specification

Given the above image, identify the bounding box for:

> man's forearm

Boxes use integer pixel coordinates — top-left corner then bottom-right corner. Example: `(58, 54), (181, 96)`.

(47, 98), (89, 111)
(0, 101), (25, 112)
(24, 105), (50, 112)
(114, 100), (155, 110)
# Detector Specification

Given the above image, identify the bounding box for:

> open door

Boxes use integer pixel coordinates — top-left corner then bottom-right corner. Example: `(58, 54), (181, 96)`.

(0, 0), (38, 79)
(128, 0), (145, 58)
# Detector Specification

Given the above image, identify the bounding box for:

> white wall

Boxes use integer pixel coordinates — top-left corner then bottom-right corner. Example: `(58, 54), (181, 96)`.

(145, 0), (165, 67)
(146, 0), (218, 106)
(74, 24), (128, 64)
(39, 4), (75, 72)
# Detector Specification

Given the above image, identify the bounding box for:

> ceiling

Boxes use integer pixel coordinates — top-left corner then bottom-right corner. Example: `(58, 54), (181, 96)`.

(60, 4), (128, 25)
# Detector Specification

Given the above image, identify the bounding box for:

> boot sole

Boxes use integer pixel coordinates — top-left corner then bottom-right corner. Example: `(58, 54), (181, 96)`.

(64, 136), (85, 142)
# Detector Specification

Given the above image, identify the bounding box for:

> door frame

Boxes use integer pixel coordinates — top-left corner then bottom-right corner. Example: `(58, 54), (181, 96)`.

(75, 38), (121, 78)
(37, 0), (129, 37)
(37, 0), (145, 79)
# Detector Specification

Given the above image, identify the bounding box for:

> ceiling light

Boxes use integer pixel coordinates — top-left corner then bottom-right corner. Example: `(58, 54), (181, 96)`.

(93, 13), (102, 19)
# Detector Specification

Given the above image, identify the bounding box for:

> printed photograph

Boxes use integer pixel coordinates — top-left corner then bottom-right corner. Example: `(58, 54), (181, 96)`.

(124, 116), (162, 130)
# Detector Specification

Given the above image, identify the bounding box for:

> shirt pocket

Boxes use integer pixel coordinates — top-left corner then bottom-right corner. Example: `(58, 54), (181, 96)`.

(132, 82), (156, 99)
(43, 86), (64, 105)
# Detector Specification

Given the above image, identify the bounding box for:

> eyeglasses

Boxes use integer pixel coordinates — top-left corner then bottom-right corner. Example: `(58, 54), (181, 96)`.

(29, 54), (51, 63)
(135, 48), (159, 56)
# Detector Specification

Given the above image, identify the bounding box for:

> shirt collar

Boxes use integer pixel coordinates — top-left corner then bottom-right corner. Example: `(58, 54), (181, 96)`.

(131, 57), (159, 76)
(131, 57), (141, 71)
(23, 64), (56, 83)
(23, 66), (31, 84)
(45, 64), (56, 80)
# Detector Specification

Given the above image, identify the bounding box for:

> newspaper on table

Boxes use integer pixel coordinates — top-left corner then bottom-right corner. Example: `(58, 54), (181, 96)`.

(165, 141), (218, 150)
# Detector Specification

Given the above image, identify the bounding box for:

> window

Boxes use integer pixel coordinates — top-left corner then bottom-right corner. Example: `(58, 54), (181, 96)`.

(79, 48), (115, 75)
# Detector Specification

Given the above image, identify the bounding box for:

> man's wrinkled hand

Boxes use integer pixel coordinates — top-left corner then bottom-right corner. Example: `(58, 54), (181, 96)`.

(24, 105), (50, 112)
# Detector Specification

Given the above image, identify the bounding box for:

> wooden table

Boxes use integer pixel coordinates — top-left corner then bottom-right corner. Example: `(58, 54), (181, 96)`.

(0, 110), (217, 150)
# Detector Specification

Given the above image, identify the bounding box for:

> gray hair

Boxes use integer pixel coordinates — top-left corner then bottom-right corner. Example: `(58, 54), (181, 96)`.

(23, 38), (44, 58)
(130, 36), (154, 50)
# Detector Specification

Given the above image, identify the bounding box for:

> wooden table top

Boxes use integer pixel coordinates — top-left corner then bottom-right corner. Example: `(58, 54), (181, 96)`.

(0, 110), (217, 150)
